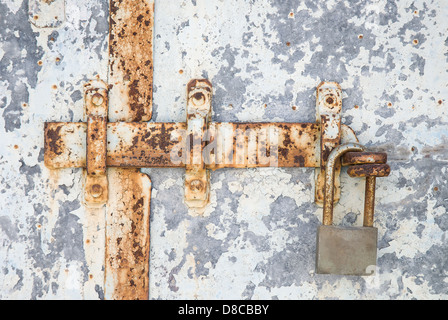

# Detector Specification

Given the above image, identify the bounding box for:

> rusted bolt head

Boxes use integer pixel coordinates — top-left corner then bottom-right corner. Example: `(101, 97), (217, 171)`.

(90, 184), (103, 198)
(325, 95), (335, 106)
(189, 179), (204, 192)
(192, 92), (206, 106)
(91, 93), (104, 106)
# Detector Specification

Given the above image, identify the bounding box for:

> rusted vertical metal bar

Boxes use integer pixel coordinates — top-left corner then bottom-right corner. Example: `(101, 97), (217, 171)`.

(105, 0), (154, 300)
(346, 162), (391, 228)
(108, 0), (154, 122)
(184, 79), (212, 210)
(84, 80), (109, 206)
(315, 82), (342, 205)
(363, 176), (376, 228)
(105, 169), (152, 300)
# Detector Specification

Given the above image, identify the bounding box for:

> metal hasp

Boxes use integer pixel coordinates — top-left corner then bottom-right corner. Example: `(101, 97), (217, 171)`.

(315, 81), (342, 205)
(185, 79), (212, 209)
(315, 144), (391, 276)
(44, 80), (364, 209)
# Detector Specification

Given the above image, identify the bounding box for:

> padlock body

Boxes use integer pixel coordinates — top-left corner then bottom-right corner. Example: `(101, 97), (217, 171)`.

(316, 225), (378, 275)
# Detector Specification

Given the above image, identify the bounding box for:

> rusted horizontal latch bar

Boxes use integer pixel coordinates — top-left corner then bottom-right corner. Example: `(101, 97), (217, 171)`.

(45, 122), (321, 169)
(44, 121), (364, 170)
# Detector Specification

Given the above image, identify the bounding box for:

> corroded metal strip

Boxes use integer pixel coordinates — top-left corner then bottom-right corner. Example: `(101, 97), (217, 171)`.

(44, 122), (86, 169)
(45, 119), (370, 173)
(106, 0), (154, 300)
(107, 122), (186, 168)
(44, 122), (186, 169)
(109, 0), (154, 122)
(207, 122), (320, 169)
(85, 83), (108, 175)
(342, 152), (387, 166)
(28, 0), (65, 28)
(44, 122), (323, 169)
(185, 79), (212, 209)
(87, 116), (107, 175)
(105, 169), (151, 300)
(347, 164), (391, 177)
(84, 81), (109, 206)
(83, 206), (107, 299)
(315, 82), (343, 205)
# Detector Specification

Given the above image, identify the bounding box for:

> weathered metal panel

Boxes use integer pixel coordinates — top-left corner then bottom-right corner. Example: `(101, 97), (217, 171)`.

(1, 0), (110, 299)
(147, 0), (448, 299)
(28, 0), (65, 28)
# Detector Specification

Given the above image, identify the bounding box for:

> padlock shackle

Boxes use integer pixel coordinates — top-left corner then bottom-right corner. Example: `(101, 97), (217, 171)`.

(323, 143), (366, 225)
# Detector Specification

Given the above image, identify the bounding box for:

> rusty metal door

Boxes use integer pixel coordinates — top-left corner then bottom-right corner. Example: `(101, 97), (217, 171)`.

(1, 0), (448, 300)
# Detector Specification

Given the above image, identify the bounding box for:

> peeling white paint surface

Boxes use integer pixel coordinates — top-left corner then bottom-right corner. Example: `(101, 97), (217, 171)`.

(148, 0), (448, 300)
(0, 0), (447, 299)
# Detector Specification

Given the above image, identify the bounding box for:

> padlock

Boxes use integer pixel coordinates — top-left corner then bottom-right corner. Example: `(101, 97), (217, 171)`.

(315, 143), (389, 276)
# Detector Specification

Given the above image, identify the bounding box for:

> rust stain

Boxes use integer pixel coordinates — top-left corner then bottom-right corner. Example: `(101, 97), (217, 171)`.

(187, 78), (213, 94)
(44, 121), (325, 169)
(84, 173), (108, 204)
(87, 116), (107, 175)
(44, 122), (87, 169)
(106, 0), (154, 300)
(315, 82), (343, 205)
(207, 122), (320, 169)
(342, 152), (387, 166)
(44, 122), (63, 166)
(363, 176), (376, 227)
(185, 80), (212, 209)
(107, 122), (186, 168)
(347, 164), (391, 177)
(84, 83), (109, 206)
(109, 0), (154, 122)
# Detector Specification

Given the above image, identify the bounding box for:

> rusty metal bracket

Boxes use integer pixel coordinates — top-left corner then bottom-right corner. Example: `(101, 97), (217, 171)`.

(185, 79), (212, 210)
(83, 80), (108, 206)
(44, 79), (364, 209)
(315, 81), (342, 206)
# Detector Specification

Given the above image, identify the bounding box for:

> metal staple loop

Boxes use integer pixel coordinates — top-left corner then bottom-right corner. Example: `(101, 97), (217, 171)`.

(323, 148), (391, 227)
(322, 143), (366, 225)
